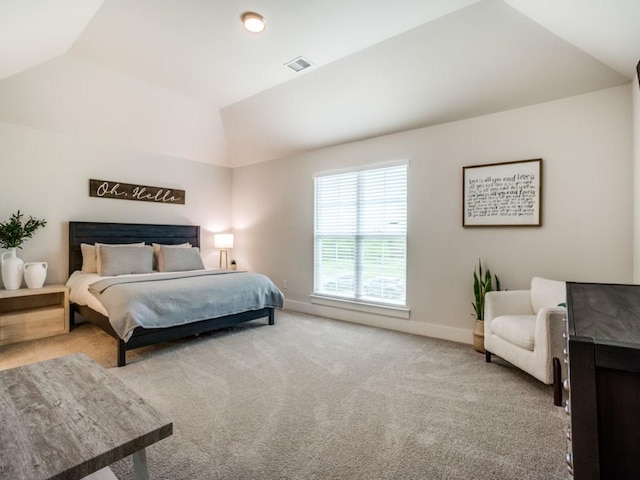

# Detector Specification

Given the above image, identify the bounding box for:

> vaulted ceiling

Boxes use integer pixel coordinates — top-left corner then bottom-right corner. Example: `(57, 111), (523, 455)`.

(0, 0), (638, 167)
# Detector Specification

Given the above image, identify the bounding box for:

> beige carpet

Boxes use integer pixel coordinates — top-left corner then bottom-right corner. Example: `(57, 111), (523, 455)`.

(0, 311), (569, 479)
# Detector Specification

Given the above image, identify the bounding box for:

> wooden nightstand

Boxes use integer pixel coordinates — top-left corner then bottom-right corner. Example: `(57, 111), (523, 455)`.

(0, 284), (69, 346)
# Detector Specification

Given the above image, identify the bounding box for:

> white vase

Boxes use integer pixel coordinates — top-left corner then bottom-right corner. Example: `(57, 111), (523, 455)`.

(24, 261), (48, 289)
(1, 248), (24, 290)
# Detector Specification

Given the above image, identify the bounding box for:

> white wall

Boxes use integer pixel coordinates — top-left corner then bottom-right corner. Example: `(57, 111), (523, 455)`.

(0, 54), (228, 167)
(0, 121), (231, 287)
(232, 85), (633, 343)
(0, 50), (234, 288)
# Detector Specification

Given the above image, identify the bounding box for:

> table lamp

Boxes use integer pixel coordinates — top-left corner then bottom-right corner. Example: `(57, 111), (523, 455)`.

(214, 233), (234, 269)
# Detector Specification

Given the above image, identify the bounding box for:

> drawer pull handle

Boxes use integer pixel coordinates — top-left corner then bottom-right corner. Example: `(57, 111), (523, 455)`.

(566, 452), (573, 468)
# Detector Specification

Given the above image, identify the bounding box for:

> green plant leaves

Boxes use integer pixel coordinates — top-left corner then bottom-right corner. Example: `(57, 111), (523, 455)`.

(472, 258), (501, 320)
(0, 211), (47, 249)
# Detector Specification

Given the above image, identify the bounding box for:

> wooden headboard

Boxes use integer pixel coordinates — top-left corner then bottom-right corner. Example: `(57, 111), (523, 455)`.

(68, 221), (200, 276)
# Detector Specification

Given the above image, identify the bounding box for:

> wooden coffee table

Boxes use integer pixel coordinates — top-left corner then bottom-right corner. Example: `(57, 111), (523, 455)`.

(0, 354), (172, 479)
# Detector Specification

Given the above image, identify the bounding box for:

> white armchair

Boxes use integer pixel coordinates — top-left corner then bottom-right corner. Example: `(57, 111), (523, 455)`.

(484, 277), (567, 406)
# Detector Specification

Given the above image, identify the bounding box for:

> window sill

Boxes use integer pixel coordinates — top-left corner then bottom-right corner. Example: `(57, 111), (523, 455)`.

(309, 295), (410, 319)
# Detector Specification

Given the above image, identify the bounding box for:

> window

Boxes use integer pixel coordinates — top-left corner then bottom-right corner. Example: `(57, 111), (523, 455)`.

(314, 163), (407, 307)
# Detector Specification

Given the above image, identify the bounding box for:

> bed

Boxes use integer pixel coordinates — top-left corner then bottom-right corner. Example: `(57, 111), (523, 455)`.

(68, 221), (283, 367)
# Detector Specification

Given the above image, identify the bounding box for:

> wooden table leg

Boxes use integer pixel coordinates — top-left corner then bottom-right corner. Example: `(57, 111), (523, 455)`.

(132, 449), (150, 480)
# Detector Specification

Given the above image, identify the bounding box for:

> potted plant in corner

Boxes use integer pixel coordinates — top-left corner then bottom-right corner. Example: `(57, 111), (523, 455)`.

(0, 211), (47, 290)
(472, 259), (501, 353)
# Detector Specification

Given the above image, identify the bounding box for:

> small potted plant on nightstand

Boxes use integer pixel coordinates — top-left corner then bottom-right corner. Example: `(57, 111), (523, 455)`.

(472, 259), (501, 353)
(0, 211), (47, 290)
(230, 259), (237, 270)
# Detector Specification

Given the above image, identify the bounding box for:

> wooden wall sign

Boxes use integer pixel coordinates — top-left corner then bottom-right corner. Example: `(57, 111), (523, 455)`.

(89, 179), (185, 205)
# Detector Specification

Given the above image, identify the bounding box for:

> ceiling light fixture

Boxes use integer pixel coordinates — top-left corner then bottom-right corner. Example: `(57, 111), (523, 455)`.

(285, 56), (313, 72)
(242, 12), (266, 33)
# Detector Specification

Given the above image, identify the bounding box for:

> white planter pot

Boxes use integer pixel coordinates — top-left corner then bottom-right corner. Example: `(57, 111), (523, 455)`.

(1, 248), (24, 290)
(24, 261), (48, 289)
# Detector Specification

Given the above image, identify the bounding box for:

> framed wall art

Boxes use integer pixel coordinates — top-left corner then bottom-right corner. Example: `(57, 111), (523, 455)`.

(462, 159), (542, 227)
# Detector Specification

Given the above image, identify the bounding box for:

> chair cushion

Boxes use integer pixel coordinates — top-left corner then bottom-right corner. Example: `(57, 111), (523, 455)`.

(490, 315), (537, 351)
(530, 277), (566, 314)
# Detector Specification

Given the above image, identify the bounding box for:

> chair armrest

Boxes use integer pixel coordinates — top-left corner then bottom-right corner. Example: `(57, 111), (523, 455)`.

(484, 290), (533, 321)
(534, 307), (568, 380)
(534, 306), (567, 346)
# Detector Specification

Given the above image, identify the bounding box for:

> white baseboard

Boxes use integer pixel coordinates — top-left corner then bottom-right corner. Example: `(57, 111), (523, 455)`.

(284, 299), (472, 345)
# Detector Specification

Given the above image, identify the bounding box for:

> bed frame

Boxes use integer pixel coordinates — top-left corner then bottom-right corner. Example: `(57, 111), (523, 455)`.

(68, 221), (274, 367)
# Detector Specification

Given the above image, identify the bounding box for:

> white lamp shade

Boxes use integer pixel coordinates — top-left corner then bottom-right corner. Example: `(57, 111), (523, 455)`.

(214, 233), (234, 249)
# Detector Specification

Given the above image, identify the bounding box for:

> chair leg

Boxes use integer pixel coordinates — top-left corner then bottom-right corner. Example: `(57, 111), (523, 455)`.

(553, 357), (562, 406)
(485, 350), (492, 363)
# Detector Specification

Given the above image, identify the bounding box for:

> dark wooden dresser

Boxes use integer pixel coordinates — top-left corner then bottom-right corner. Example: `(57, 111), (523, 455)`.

(565, 282), (640, 479)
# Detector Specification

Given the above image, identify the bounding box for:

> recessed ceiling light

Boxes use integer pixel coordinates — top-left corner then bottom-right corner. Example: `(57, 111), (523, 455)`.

(242, 12), (266, 33)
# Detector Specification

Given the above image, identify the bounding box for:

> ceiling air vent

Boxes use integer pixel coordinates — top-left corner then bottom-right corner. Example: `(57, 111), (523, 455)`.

(285, 56), (313, 72)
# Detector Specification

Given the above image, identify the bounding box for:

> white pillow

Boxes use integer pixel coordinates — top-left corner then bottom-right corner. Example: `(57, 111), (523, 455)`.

(81, 243), (97, 273)
(530, 277), (566, 314)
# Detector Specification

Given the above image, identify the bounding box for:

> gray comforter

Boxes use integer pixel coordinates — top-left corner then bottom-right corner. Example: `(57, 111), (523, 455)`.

(89, 270), (284, 341)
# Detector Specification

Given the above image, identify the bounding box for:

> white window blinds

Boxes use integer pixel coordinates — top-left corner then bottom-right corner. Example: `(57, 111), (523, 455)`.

(314, 163), (407, 306)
